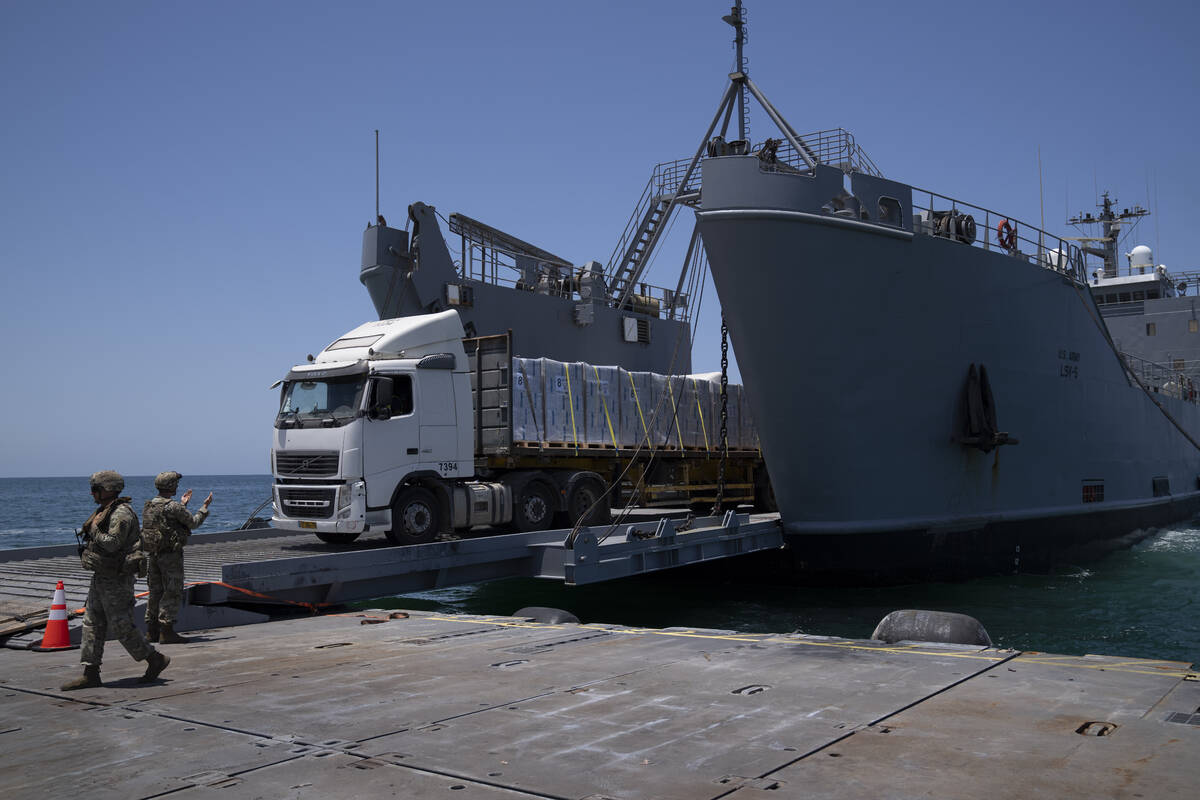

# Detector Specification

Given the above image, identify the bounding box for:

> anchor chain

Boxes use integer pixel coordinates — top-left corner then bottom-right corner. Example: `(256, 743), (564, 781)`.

(713, 315), (729, 514)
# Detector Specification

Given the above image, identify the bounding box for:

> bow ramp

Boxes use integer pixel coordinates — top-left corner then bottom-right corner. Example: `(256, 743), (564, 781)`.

(0, 512), (783, 643)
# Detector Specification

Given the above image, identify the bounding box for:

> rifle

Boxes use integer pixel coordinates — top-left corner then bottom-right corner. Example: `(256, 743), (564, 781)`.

(74, 528), (89, 557)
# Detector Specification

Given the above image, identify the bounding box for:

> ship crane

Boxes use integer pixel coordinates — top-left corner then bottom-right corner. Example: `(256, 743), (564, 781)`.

(606, 0), (823, 317)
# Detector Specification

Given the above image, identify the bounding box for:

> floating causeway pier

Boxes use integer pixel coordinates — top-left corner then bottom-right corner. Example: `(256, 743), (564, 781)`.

(0, 512), (783, 645)
(3, 516), (1196, 796)
(1, 608), (1197, 798)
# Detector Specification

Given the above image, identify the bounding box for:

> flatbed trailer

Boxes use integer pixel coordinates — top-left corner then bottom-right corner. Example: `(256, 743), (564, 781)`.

(465, 331), (772, 516)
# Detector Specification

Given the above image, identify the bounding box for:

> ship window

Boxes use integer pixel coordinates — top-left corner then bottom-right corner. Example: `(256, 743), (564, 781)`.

(1146, 323), (1157, 336)
(1105, 294), (1117, 304)
(1133, 291), (1145, 301)
(1174, 358), (1185, 370)
(1082, 482), (1104, 503)
(1189, 320), (1198, 333)
(1119, 292), (1131, 302)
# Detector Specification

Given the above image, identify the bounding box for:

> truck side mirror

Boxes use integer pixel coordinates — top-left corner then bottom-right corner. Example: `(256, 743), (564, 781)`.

(370, 376), (394, 420)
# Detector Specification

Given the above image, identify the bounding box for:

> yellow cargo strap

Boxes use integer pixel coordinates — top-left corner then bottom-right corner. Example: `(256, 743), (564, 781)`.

(628, 372), (652, 450)
(565, 363), (579, 449)
(666, 377), (684, 449)
(593, 366), (618, 449)
(692, 378), (711, 452)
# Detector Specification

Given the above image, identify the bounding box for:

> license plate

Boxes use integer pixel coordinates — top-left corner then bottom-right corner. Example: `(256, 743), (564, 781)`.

(299, 521), (316, 530)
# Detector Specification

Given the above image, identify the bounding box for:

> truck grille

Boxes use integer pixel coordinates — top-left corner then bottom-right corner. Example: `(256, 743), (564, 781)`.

(275, 451), (339, 477)
(278, 487), (335, 519)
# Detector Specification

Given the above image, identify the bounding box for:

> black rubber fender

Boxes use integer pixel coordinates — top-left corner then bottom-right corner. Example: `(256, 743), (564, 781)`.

(871, 609), (992, 646)
(513, 606), (580, 624)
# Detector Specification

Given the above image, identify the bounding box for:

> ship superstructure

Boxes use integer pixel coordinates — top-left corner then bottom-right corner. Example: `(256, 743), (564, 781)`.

(1078, 195), (1200, 386)
(359, 201), (697, 374)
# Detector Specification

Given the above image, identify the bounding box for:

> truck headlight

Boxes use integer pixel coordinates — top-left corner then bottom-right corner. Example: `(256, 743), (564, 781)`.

(337, 484), (352, 511)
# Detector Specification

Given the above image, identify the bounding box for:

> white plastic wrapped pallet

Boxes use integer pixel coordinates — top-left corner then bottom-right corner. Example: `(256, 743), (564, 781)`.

(584, 365), (621, 446)
(544, 360), (585, 445)
(512, 357), (543, 443)
(508, 357), (756, 450)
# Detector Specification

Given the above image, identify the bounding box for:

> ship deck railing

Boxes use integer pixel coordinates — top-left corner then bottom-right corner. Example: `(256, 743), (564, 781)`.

(1120, 351), (1200, 400)
(452, 238), (686, 321)
(605, 130), (881, 296)
(910, 188), (1090, 285)
(767, 128), (883, 177)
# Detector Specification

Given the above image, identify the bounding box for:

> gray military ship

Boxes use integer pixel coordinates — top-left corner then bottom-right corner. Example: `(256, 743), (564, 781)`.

(356, 3), (1198, 580)
(679, 3), (1200, 578)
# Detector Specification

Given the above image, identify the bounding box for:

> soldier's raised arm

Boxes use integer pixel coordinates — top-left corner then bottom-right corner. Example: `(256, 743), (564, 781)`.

(167, 494), (210, 530)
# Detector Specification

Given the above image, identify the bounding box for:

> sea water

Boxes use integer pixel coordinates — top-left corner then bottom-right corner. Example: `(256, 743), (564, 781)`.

(2, 474), (1196, 665)
(0, 475), (274, 550)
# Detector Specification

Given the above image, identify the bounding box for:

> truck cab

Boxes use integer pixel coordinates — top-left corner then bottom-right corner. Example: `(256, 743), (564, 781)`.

(271, 311), (474, 544)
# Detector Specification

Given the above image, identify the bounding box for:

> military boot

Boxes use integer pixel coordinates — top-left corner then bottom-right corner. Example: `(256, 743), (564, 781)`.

(61, 665), (101, 691)
(158, 623), (190, 644)
(145, 619), (160, 643)
(139, 650), (170, 683)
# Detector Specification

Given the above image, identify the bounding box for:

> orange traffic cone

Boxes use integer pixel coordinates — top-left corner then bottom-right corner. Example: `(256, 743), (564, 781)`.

(34, 581), (75, 651)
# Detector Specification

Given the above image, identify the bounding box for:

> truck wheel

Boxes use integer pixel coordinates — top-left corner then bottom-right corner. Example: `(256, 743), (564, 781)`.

(315, 531), (361, 545)
(387, 487), (439, 545)
(565, 477), (610, 527)
(512, 481), (555, 532)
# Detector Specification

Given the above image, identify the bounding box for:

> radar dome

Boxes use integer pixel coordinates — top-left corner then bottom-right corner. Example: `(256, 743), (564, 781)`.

(1043, 248), (1068, 271)
(1129, 245), (1153, 273)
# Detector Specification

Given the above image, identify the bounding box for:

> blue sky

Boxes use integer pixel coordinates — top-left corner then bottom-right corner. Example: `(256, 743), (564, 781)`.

(1, 0), (1196, 477)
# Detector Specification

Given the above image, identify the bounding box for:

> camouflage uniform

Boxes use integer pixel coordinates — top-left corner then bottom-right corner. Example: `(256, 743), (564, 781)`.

(62, 470), (168, 691)
(79, 497), (154, 668)
(142, 493), (208, 628)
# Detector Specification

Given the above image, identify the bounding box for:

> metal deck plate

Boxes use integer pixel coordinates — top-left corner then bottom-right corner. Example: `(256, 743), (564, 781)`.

(738, 653), (1200, 798)
(1, 611), (1195, 799)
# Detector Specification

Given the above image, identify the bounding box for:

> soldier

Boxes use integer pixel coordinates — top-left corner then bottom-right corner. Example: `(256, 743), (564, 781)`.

(62, 471), (169, 691)
(142, 471), (212, 643)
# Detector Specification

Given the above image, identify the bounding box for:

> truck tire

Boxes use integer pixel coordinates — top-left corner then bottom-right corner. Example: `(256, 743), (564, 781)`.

(315, 531), (362, 545)
(387, 486), (440, 545)
(511, 480), (555, 532)
(564, 477), (610, 527)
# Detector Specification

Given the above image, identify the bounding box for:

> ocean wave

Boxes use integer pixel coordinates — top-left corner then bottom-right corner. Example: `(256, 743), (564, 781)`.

(1140, 526), (1200, 553)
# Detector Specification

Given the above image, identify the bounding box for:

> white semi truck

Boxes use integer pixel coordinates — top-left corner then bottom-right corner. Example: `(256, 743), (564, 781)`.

(270, 310), (771, 544)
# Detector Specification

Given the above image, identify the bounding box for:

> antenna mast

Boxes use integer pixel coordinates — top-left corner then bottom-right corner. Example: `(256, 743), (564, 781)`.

(723, 1), (748, 141)
(375, 129), (380, 222)
(1068, 192), (1149, 278)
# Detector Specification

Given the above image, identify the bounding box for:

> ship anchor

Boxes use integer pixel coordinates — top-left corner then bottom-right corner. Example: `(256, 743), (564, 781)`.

(955, 363), (1018, 453)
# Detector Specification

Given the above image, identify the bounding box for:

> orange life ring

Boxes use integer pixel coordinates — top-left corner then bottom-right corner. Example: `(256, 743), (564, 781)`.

(996, 219), (1016, 250)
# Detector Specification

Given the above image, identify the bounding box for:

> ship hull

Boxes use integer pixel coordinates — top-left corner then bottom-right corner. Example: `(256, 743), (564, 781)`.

(697, 157), (1200, 578)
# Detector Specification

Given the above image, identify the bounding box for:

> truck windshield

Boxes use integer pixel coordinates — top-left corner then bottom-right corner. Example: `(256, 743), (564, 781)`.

(276, 376), (366, 428)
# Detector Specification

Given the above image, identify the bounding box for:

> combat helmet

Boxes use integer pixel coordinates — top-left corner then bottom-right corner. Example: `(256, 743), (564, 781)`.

(154, 471), (183, 490)
(89, 470), (125, 493)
